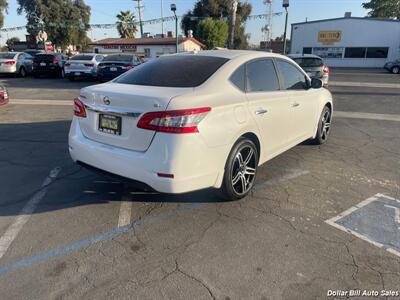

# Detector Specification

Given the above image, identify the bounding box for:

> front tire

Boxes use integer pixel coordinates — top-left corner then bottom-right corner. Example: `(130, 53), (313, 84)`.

(391, 66), (400, 74)
(219, 138), (258, 200)
(311, 106), (332, 145)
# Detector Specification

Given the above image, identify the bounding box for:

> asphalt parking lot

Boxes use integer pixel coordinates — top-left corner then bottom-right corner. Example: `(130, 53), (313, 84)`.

(0, 70), (399, 299)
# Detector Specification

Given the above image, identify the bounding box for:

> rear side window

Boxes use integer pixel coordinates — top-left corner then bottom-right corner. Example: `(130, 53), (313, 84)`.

(246, 59), (280, 92)
(71, 55), (94, 61)
(116, 55), (229, 88)
(276, 60), (307, 90)
(230, 64), (245, 91)
(293, 57), (323, 67)
(0, 53), (16, 59)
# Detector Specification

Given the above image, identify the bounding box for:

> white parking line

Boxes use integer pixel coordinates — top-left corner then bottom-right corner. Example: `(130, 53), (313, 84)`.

(330, 81), (400, 89)
(118, 189), (133, 228)
(11, 99), (71, 106)
(335, 111), (400, 122)
(0, 167), (60, 260)
(253, 168), (310, 191)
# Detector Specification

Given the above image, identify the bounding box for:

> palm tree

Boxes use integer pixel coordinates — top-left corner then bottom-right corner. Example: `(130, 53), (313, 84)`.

(116, 10), (137, 39)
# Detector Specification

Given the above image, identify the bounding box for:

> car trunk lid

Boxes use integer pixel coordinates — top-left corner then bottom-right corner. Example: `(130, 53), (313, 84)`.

(78, 83), (192, 152)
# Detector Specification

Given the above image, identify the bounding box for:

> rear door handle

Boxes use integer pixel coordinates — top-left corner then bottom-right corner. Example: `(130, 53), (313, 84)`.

(255, 108), (268, 115)
(291, 102), (300, 107)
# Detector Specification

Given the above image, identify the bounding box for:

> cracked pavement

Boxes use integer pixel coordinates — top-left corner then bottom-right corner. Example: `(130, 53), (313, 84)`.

(0, 71), (399, 299)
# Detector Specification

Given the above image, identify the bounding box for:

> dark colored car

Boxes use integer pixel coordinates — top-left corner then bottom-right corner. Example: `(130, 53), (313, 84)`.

(97, 54), (142, 82)
(32, 53), (69, 78)
(384, 59), (400, 74)
(288, 54), (329, 86)
(0, 85), (9, 106)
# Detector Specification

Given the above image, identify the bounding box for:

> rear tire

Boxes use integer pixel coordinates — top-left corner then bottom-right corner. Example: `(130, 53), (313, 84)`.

(68, 76), (75, 81)
(59, 68), (65, 79)
(219, 138), (258, 201)
(19, 67), (27, 78)
(311, 106), (332, 145)
(391, 66), (400, 74)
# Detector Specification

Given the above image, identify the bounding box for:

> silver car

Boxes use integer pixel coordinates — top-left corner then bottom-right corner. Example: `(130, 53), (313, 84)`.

(64, 53), (105, 81)
(288, 54), (329, 86)
(0, 52), (34, 77)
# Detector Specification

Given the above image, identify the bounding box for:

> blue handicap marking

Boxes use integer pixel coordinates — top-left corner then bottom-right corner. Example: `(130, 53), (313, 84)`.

(326, 194), (400, 256)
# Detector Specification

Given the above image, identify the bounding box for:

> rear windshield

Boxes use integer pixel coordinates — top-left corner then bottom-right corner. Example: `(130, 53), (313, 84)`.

(103, 55), (133, 62)
(71, 55), (94, 61)
(293, 57), (324, 67)
(115, 55), (229, 87)
(0, 53), (17, 59)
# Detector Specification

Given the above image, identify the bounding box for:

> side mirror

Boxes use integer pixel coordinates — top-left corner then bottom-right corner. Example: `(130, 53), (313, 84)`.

(310, 78), (323, 89)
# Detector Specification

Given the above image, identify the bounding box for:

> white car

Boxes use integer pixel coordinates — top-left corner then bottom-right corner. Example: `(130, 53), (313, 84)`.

(65, 53), (105, 81)
(69, 50), (333, 200)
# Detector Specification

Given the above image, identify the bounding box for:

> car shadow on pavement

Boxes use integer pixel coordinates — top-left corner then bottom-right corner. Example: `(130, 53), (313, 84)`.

(0, 120), (234, 217)
(0, 76), (98, 90)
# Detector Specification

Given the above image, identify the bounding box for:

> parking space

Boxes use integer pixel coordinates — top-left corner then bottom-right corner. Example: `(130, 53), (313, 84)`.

(0, 70), (399, 299)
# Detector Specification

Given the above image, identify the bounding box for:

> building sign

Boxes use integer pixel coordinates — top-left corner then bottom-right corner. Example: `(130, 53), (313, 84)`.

(102, 45), (119, 50)
(318, 31), (341, 44)
(120, 45), (137, 51)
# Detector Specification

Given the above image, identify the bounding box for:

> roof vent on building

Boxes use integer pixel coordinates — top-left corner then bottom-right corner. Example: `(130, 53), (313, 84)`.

(187, 30), (193, 38)
(344, 12), (352, 18)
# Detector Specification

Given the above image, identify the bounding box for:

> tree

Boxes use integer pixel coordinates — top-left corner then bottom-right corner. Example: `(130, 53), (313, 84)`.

(362, 0), (400, 19)
(181, 0), (252, 49)
(116, 10), (137, 38)
(17, 0), (91, 50)
(196, 19), (228, 49)
(6, 36), (20, 47)
(0, 0), (7, 32)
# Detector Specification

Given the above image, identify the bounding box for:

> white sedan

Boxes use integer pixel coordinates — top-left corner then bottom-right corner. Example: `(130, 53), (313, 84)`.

(69, 50), (333, 200)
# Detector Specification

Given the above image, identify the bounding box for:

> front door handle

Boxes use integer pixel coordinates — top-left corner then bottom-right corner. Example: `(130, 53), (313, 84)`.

(255, 108), (268, 115)
(291, 102), (300, 107)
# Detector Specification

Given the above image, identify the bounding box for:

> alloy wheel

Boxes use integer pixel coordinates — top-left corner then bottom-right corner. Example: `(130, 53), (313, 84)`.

(320, 109), (331, 141)
(231, 145), (257, 195)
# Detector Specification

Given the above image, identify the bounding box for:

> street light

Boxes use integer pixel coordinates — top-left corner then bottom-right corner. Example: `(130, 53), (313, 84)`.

(170, 3), (178, 53)
(282, 0), (289, 55)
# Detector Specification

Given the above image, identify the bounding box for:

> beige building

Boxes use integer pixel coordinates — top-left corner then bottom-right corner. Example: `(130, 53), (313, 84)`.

(91, 37), (205, 59)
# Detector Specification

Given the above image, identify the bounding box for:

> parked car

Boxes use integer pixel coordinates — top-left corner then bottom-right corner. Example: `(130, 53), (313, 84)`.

(69, 50), (333, 200)
(97, 54), (142, 82)
(0, 85), (9, 106)
(32, 53), (69, 78)
(384, 59), (400, 74)
(65, 53), (105, 81)
(288, 54), (329, 86)
(24, 49), (45, 57)
(0, 52), (34, 77)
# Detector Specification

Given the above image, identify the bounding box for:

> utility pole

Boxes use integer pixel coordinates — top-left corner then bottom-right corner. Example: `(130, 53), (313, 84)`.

(171, 4), (178, 53)
(282, 0), (289, 55)
(161, 0), (164, 36)
(228, 0), (238, 49)
(134, 0), (144, 37)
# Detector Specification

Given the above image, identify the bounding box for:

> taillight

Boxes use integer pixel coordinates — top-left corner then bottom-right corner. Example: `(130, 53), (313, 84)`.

(53, 56), (59, 64)
(0, 87), (9, 106)
(137, 107), (211, 134)
(73, 98), (87, 118)
(4, 60), (16, 65)
(323, 65), (330, 74)
(65, 63), (71, 67)
(84, 63), (94, 67)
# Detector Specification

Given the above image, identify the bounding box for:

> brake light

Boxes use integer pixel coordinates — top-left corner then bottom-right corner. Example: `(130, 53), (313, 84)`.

(65, 63), (71, 67)
(137, 107), (211, 134)
(53, 56), (59, 64)
(74, 98), (87, 118)
(84, 63), (94, 67)
(4, 60), (16, 65)
(323, 65), (330, 74)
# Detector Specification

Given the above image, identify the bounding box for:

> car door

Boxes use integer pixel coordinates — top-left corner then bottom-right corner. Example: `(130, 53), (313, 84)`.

(275, 59), (318, 143)
(24, 54), (34, 72)
(245, 58), (294, 160)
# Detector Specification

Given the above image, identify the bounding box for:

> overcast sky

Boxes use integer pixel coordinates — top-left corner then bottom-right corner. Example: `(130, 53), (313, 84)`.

(1, 0), (368, 46)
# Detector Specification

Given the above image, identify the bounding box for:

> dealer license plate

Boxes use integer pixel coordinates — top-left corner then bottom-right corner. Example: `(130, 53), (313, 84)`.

(98, 114), (121, 135)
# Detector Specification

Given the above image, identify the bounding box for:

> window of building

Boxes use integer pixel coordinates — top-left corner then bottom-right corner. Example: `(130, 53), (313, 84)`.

(144, 48), (151, 58)
(344, 47), (366, 58)
(246, 59), (280, 93)
(313, 47), (344, 59)
(366, 47), (389, 58)
(303, 47), (312, 54)
(230, 64), (245, 92)
(276, 60), (307, 90)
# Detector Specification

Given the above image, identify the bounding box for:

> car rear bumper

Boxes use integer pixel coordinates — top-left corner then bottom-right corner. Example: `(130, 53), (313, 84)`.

(97, 71), (126, 81)
(65, 70), (96, 78)
(68, 118), (224, 194)
(0, 66), (17, 74)
(32, 67), (60, 75)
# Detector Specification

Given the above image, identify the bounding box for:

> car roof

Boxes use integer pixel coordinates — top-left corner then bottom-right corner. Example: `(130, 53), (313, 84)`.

(288, 54), (323, 59)
(178, 49), (287, 60)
